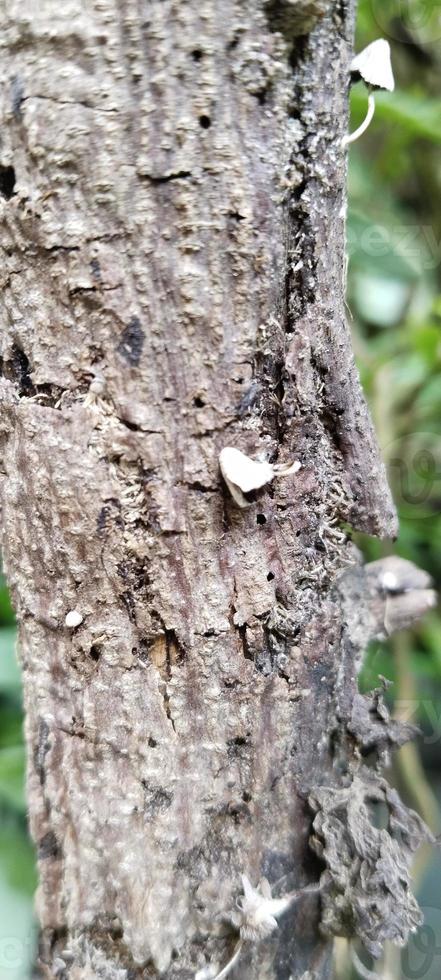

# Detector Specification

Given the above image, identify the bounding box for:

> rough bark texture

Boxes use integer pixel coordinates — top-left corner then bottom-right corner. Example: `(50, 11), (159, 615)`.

(0, 2), (435, 979)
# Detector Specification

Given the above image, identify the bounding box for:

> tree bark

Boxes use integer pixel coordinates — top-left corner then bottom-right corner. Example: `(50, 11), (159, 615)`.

(0, 2), (435, 979)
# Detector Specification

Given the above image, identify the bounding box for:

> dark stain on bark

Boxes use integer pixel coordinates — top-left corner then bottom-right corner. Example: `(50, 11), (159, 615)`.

(38, 830), (63, 860)
(10, 76), (24, 118)
(141, 782), (173, 819)
(97, 499), (123, 536)
(264, 0), (327, 41)
(117, 316), (144, 367)
(2, 344), (34, 395)
(34, 719), (51, 787)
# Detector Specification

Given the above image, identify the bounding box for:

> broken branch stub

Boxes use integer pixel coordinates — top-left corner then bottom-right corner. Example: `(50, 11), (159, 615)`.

(312, 555), (438, 959)
(309, 773), (433, 959)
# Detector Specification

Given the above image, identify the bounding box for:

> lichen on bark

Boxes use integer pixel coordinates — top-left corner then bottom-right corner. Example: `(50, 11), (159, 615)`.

(0, 1), (435, 979)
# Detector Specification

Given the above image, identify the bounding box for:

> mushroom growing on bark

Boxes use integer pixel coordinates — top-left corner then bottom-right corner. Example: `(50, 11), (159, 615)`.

(219, 447), (301, 508)
(343, 38), (395, 146)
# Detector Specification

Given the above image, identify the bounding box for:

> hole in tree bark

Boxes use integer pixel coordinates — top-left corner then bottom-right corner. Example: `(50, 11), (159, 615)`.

(257, 513), (267, 525)
(199, 114), (211, 129)
(0, 164), (16, 200)
(3, 344), (35, 396)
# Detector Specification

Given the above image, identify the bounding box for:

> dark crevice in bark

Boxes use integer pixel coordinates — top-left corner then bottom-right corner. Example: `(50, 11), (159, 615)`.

(162, 690), (176, 733)
(1, 345), (35, 396)
(238, 622), (253, 662)
(116, 416), (143, 432)
(284, 97), (317, 330)
(0, 345), (66, 406)
(180, 481), (218, 493)
(0, 163), (16, 199)
(33, 720), (51, 788)
(10, 75), (24, 117)
(141, 170), (192, 184)
(164, 627), (186, 679)
(43, 243), (81, 254)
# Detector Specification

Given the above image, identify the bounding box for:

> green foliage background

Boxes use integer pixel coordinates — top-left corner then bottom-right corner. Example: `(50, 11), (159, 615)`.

(0, 0), (440, 976)
(348, 1), (441, 975)
(0, 577), (37, 978)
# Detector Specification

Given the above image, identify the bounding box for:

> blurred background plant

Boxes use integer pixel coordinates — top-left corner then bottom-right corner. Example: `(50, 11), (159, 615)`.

(0, 0), (440, 977)
(343, 0), (441, 977)
(0, 569), (37, 979)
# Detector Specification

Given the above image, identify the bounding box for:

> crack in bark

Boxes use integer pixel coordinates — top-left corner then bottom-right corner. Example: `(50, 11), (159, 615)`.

(22, 93), (119, 114)
(141, 170), (193, 184)
(0, 345), (66, 406)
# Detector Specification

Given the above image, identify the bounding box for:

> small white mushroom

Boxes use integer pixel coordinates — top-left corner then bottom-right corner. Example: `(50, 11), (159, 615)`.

(65, 609), (83, 629)
(234, 874), (293, 941)
(219, 447), (301, 508)
(343, 39), (395, 147)
(351, 38), (395, 92)
(195, 874), (321, 980)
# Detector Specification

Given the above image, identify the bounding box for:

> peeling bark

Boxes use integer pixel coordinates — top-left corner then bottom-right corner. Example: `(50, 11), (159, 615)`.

(0, 2), (434, 979)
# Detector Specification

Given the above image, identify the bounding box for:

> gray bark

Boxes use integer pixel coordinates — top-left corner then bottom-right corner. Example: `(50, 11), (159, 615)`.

(0, 1), (435, 978)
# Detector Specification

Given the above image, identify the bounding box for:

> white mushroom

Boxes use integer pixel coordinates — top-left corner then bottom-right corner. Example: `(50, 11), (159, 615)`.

(234, 874), (293, 941)
(194, 874), (321, 980)
(351, 38), (395, 92)
(219, 447), (301, 508)
(343, 39), (395, 147)
(65, 609), (84, 629)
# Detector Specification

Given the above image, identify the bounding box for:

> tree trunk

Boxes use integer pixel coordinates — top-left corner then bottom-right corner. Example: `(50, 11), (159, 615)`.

(0, 2), (435, 978)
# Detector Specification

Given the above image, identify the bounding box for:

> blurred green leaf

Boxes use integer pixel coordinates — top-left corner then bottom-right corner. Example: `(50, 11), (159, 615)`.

(0, 821), (36, 896)
(0, 629), (20, 694)
(0, 747), (26, 812)
(0, 818), (37, 980)
(350, 87), (441, 144)
(0, 586), (14, 628)
(0, 706), (23, 750)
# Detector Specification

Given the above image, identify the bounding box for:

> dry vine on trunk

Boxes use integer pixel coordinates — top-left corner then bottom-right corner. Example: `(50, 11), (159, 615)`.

(0, 1), (435, 978)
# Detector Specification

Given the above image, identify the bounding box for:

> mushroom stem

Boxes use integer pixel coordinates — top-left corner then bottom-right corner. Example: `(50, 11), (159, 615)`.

(342, 91), (375, 146)
(212, 941), (243, 980)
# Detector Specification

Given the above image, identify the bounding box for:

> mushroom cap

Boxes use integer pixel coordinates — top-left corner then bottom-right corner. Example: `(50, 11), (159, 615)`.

(350, 38), (395, 92)
(65, 609), (83, 628)
(219, 447), (274, 494)
(219, 447), (301, 507)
